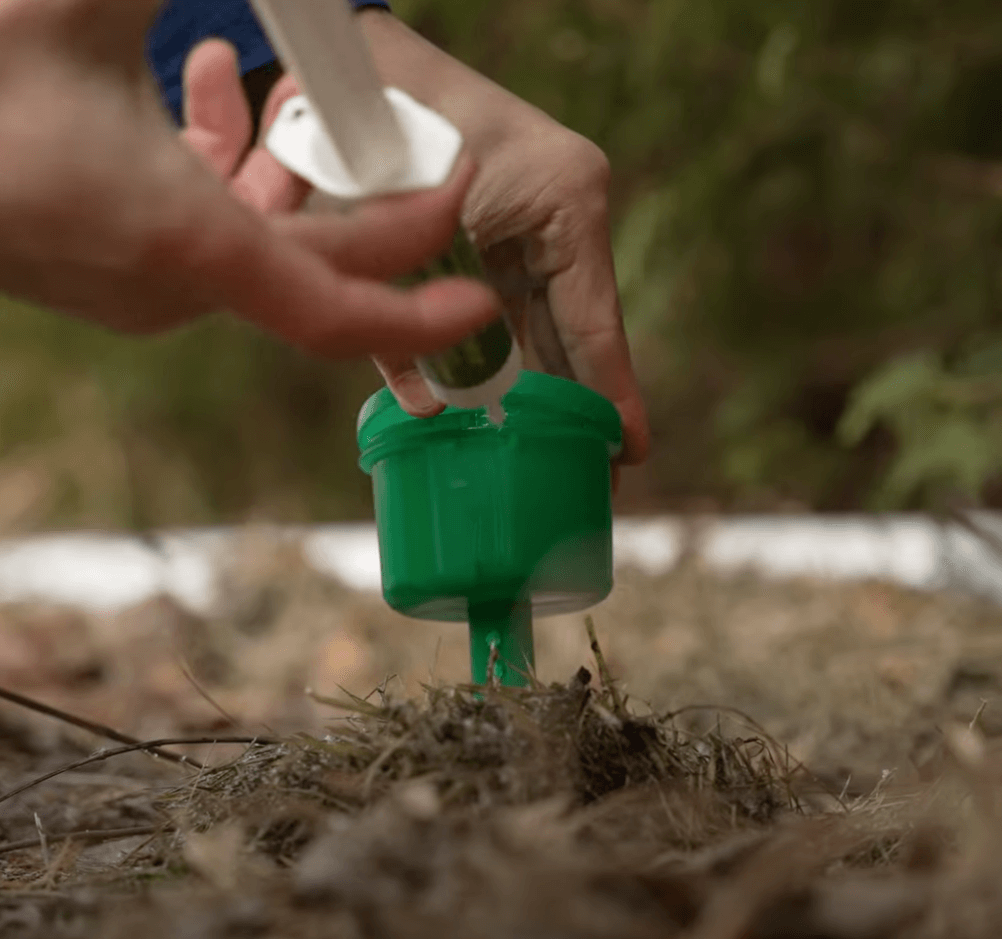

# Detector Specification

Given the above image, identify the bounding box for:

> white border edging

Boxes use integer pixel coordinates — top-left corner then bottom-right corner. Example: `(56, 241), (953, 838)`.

(0, 514), (999, 616)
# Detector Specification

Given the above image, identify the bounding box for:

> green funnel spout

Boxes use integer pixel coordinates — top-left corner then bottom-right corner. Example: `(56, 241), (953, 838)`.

(468, 599), (534, 687)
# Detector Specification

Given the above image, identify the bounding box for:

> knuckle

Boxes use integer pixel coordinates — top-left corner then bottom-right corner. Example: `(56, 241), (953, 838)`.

(137, 201), (240, 280)
(551, 137), (611, 229)
(134, 216), (201, 274)
(570, 136), (612, 192)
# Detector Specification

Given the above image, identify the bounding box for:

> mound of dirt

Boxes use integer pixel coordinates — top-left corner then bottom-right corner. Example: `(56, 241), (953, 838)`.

(2, 550), (1002, 938)
(0, 662), (997, 939)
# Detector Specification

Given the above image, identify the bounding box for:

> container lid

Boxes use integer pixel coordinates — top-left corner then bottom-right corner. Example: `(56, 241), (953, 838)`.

(266, 89), (464, 200)
(357, 371), (623, 467)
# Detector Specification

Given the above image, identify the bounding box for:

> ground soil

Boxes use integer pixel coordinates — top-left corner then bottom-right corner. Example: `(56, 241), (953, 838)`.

(2, 530), (1002, 938)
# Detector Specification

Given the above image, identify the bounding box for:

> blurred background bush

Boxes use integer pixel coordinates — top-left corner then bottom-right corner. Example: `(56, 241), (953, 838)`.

(3, 0), (1002, 533)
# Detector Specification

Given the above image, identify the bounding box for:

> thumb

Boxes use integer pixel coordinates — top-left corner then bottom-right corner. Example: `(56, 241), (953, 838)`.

(181, 40), (253, 178)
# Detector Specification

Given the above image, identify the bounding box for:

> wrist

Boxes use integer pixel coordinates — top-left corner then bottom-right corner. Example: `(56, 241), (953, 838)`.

(357, 9), (527, 157)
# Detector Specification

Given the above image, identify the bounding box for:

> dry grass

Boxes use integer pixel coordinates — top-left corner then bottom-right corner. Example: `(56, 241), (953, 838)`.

(2, 540), (1002, 936)
(0, 663), (986, 939)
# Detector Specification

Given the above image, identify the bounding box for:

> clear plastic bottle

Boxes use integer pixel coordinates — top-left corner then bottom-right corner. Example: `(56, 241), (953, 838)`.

(260, 80), (520, 422)
(413, 229), (522, 425)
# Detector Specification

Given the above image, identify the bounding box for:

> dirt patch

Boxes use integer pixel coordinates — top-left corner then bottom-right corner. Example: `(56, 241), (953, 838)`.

(2, 538), (1002, 936)
(0, 671), (929, 939)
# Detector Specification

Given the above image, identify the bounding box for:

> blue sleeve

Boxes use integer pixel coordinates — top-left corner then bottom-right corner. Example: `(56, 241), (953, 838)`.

(146, 0), (391, 124)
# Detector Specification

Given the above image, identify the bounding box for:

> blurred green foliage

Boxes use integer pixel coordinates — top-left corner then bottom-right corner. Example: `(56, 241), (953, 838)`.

(4, 0), (1002, 530)
(0, 300), (381, 529)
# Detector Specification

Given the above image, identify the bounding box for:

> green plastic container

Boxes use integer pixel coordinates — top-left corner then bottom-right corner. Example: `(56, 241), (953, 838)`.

(357, 371), (622, 687)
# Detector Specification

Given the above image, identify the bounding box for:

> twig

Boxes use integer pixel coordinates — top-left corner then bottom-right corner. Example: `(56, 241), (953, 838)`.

(182, 740), (216, 815)
(39, 837), (80, 890)
(367, 675), (400, 704)
(970, 699), (989, 731)
(306, 686), (386, 718)
(33, 813), (49, 868)
(428, 637), (443, 685)
(172, 628), (278, 739)
(175, 657), (240, 730)
(486, 641), (500, 688)
(507, 657), (544, 690)
(0, 737), (275, 807)
(0, 890), (77, 900)
(115, 829), (163, 870)
(362, 733), (412, 801)
(585, 616), (625, 718)
(943, 506), (1002, 566)
(0, 825), (163, 858)
(0, 685), (203, 770)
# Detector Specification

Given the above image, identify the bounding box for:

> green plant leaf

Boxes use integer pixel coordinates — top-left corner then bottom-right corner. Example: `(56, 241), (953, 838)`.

(837, 353), (943, 447)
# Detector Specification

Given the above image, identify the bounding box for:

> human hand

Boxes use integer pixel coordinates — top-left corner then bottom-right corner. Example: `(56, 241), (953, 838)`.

(181, 11), (649, 464)
(0, 0), (497, 359)
(359, 11), (650, 465)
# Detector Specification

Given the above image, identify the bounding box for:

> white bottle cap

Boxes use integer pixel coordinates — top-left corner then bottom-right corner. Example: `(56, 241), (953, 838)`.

(266, 88), (521, 419)
(266, 89), (464, 201)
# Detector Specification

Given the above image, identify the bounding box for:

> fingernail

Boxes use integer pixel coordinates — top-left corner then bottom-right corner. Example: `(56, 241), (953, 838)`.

(391, 369), (443, 418)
